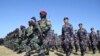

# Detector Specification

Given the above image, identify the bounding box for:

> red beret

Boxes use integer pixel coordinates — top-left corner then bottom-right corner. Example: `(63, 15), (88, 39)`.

(40, 10), (47, 15)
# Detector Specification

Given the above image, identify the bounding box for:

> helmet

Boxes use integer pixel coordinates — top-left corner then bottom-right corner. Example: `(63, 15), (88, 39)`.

(28, 20), (34, 25)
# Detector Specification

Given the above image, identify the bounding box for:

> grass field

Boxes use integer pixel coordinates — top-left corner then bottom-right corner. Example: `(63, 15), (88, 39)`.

(0, 46), (100, 56)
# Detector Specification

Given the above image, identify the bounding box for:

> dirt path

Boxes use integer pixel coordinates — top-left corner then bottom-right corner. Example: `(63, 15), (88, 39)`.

(0, 46), (100, 56)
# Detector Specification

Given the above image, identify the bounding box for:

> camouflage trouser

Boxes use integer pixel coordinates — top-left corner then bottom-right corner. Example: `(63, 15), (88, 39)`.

(14, 38), (23, 52)
(25, 44), (31, 56)
(4, 40), (8, 47)
(61, 41), (71, 56)
(4, 40), (11, 48)
(11, 39), (17, 50)
(39, 37), (50, 55)
(97, 41), (100, 53)
(62, 40), (71, 56)
(30, 35), (40, 50)
(91, 42), (97, 54)
(70, 37), (74, 52)
(74, 41), (79, 52)
(66, 47), (71, 56)
(39, 49), (45, 56)
(22, 39), (28, 50)
(39, 44), (49, 55)
(25, 35), (40, 56)
(87, 41), (91, 51)
(79, 41), (86, 56)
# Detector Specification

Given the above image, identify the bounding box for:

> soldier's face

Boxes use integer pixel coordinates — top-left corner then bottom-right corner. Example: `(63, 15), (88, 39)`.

(31, 19), (36, 23)
(79, 25), (82, 28)
(64, 19), (69, 24)
(40, 14), (46, 19)
(91, 29), (94, 32)
(97, 31), (100, 34)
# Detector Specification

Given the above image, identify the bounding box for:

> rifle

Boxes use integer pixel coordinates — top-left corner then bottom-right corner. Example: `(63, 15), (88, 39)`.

(35, 22), (42, 35)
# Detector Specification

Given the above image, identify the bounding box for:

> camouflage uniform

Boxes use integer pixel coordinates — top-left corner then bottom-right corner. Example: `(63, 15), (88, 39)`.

(89, 28), (97, 54)
(15, 25), (26, 53)
(77, 28), (87, 56)
(25, 19), (41, 56)
(38, 10), (51, 55)
(24, 20), (34, 56)
(62, 18), (73, 56)
(30, 26), (40, 50)
(4, 28), (19, 51)
(96, 30), (100, 53)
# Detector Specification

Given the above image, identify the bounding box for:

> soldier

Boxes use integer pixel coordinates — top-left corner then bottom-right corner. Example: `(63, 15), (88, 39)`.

(10, 28), (19, 51)
(77, 23), (87, 56)
(25, 20), (34, 56)
(25, 18), (41, 56)
(96, 30), (100, 53)
(4, 32), (12, 48)
(30, 17), (40, 50)
(38, 10), (51, 55)
(15, 25), (26, 53)
(61, 17), (73, 56)
(89, 28), (97, 54)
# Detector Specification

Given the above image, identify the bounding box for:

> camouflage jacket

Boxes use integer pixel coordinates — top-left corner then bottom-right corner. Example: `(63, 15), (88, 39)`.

(77, 28), (87, 41)
(62, 23), (73, 37)
(38, 19), (51, 34)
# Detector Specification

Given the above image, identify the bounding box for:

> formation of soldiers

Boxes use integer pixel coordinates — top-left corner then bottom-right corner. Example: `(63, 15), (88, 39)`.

(61, 18), (100, 56)
(2, 11), (100, 56)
